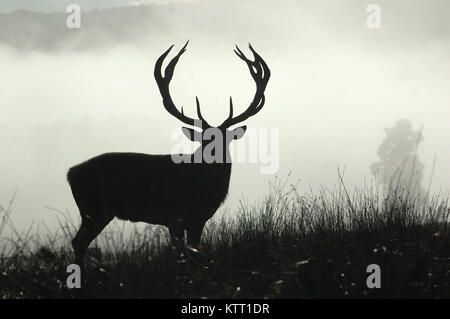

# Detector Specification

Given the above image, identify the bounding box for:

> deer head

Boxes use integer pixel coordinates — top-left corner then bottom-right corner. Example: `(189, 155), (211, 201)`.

(154, 41), (270, 164)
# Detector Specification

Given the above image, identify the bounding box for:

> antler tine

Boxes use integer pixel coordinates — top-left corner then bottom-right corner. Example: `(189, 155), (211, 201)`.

(220, 44), (270, 128)
(163, 41), (189, 82)
(228, 96), (234, 118)
(223, 96), (234, 124)
(234, 45), (260, 80)
(234, 45), (252, 64)
(196, 96), (211, 128)
(154, 41), (208, 129)
(249, 43), (271, 89)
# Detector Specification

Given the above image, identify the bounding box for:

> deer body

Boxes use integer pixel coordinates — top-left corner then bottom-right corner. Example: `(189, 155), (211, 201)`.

(68, 152), (231, 227)
(69, 42), (270, 266)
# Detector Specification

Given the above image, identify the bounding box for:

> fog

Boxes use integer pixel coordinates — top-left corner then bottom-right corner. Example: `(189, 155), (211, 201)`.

(0, 0), (449, 232)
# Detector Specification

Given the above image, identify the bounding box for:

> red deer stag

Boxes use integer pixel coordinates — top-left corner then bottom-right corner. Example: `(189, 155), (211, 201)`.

(68, 42), (270, 266)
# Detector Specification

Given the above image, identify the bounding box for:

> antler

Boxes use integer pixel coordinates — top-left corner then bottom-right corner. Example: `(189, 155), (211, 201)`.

(154, 41), (210, 128)
(220, 44), (270, 128)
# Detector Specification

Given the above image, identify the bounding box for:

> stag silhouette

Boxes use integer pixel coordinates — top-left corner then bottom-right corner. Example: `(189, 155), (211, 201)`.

(68, 42), (270, 266)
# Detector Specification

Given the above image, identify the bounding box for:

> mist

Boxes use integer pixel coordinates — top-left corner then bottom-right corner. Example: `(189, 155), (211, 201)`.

(0, 0), (449, 232)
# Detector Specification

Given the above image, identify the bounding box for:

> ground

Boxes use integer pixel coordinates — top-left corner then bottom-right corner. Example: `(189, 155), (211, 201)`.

(1, 180), (449, 298)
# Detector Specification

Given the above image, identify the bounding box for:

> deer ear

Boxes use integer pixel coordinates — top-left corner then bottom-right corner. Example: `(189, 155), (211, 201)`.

(182, 127), (200, 141)
(232, 125), (247, 140)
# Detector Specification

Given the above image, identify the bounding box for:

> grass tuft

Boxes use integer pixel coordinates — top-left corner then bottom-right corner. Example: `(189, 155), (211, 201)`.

(1, 177), (449, 298)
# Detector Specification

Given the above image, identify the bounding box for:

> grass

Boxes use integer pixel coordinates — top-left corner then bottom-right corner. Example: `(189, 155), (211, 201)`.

(0, 176), (449, 298)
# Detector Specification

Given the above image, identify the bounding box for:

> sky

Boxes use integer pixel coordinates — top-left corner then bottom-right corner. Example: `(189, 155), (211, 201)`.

(0, 1), (154, 12)
(0, 0), (449, 233)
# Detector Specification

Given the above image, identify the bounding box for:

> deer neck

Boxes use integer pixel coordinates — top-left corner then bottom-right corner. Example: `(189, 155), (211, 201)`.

(191, 146), (233, 166)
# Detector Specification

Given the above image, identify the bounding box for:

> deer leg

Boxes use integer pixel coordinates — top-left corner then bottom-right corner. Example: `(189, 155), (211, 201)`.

(72, 213), (112, 268)
(72, 224), (89, 268)
(169, 218), (185, 246)
(186, 222), (205, 248)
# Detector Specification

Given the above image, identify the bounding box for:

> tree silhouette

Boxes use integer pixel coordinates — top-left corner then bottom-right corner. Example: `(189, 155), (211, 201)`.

(370, 119), (425, 194)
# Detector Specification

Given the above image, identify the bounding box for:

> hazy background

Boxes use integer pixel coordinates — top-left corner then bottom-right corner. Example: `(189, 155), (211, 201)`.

(0, 0), (449, 232)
